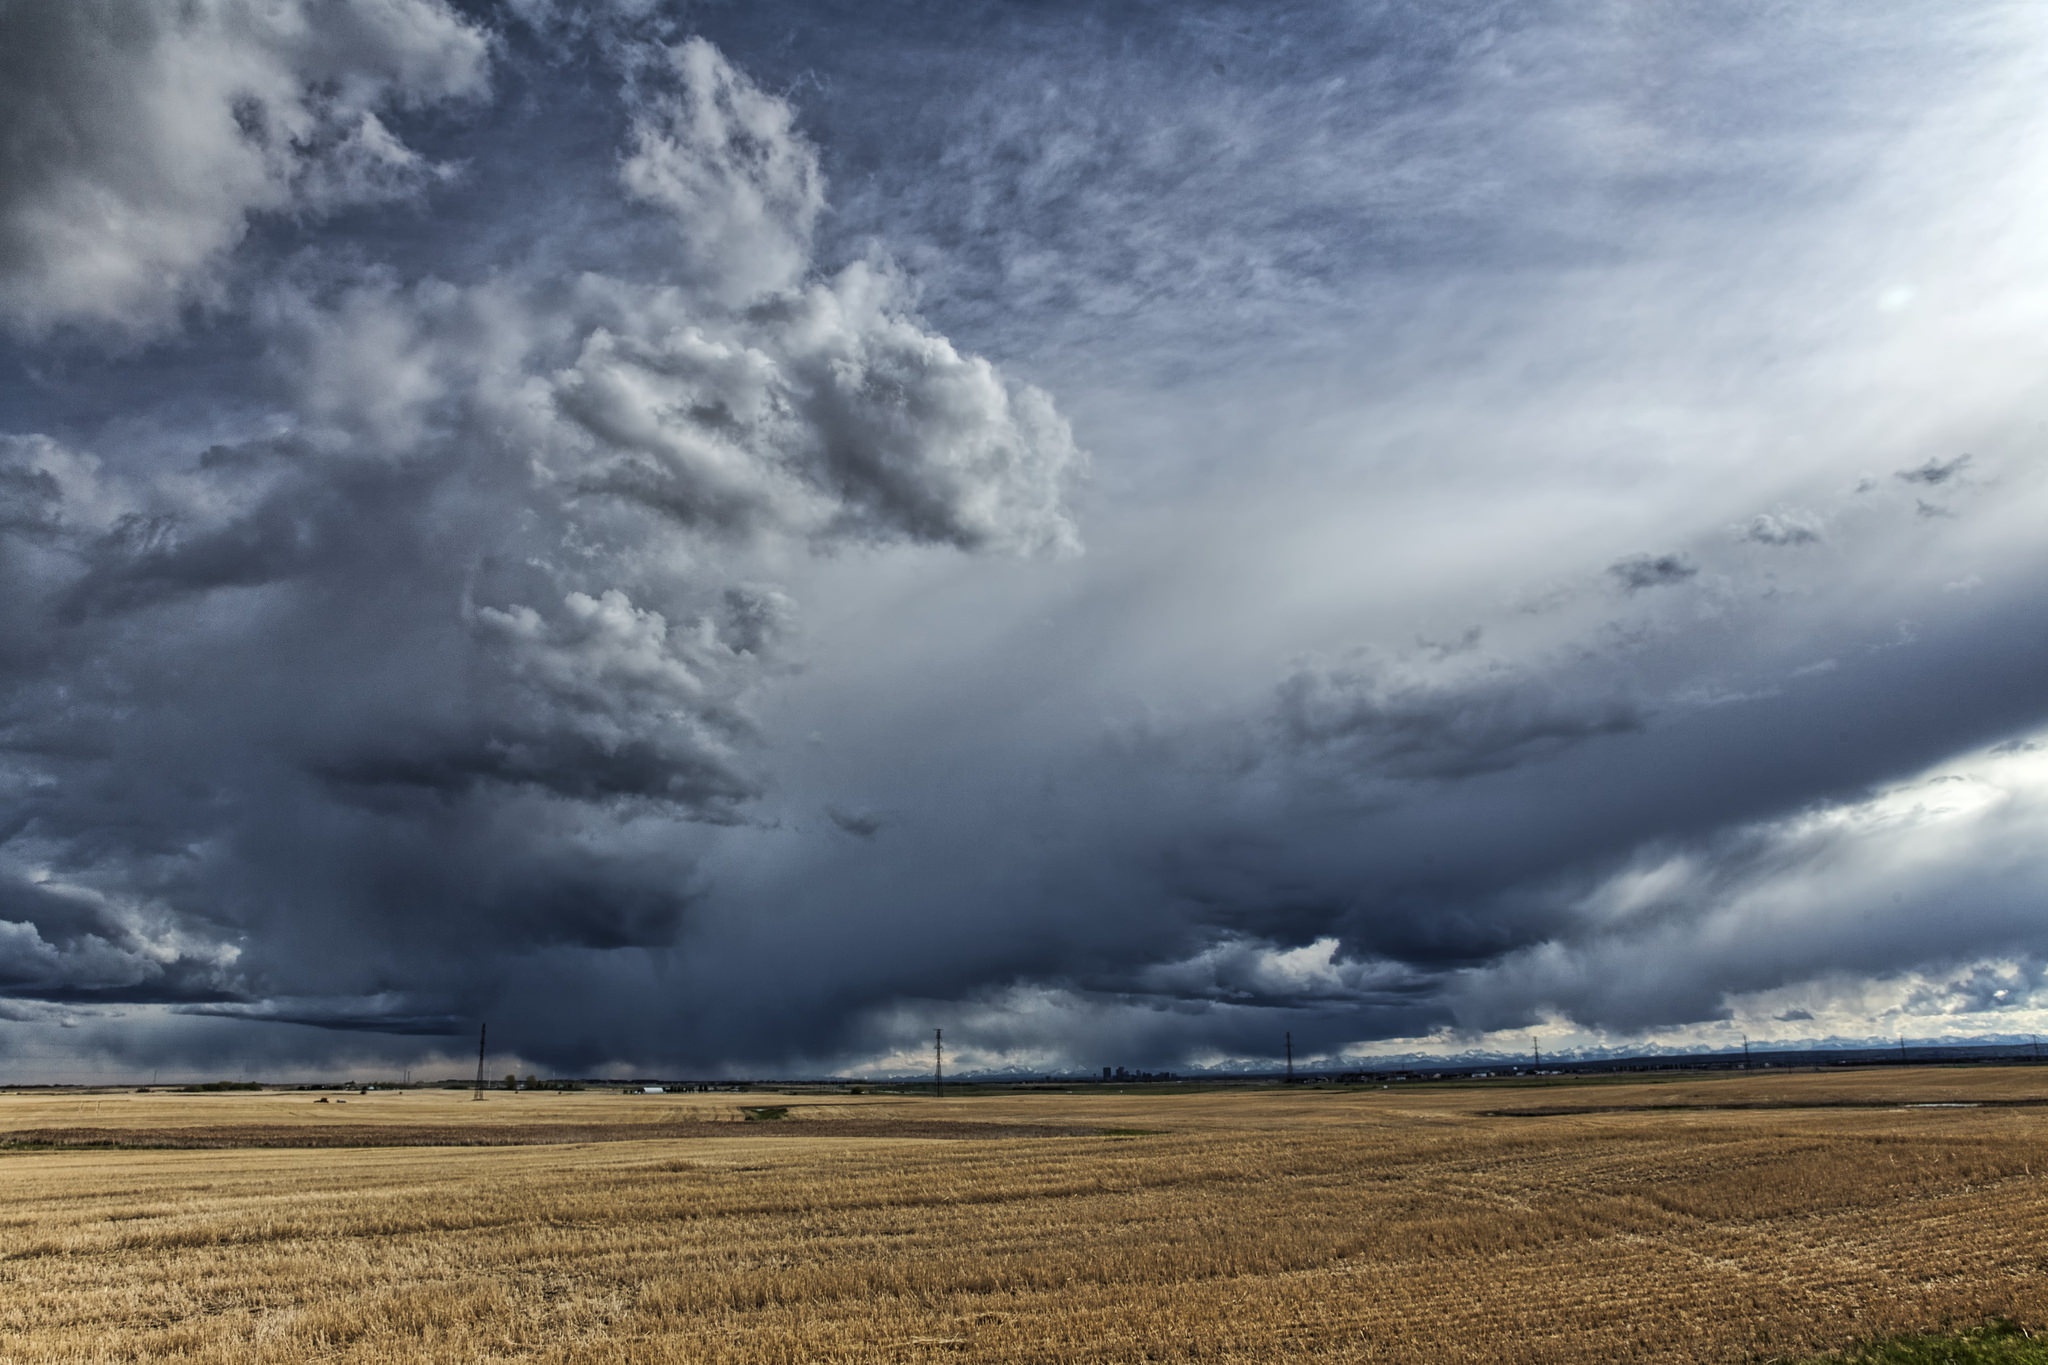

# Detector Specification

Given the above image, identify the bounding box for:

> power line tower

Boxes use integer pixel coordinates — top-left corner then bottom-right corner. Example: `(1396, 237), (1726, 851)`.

(1284, 1031), (1293, 1082)
(934, 1028), (943, 1098)
(473, 1022), (487, 1102)
(1742, 1034), (1751, 1068)
(1532, 1035), (1541, 1072)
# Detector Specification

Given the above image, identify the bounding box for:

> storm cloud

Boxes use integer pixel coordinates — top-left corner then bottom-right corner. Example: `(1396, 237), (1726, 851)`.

(0, 0), (489, 338)
(5, 0), (2048, 1081)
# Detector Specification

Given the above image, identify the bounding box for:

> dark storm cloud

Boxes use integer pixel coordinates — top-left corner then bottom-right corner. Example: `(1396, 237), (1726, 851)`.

(1227, 586), (2048, 1037)
(826, 807), (884, 839)
(1274, 658), (1645, 781)
(736, 568), (2048, 1068)
(1606, 552), (1698, 593)
(55, 446), (361, 621)
(180, 1000), (468, 1036)
(6, 0), (2048, 1079)
(0, 5), (1079, 1062)
(0, 874), (239, 1003)
(0, 456), (61, 533)
(0, 876), (124, 948)
(1897, 453), (1972, 486)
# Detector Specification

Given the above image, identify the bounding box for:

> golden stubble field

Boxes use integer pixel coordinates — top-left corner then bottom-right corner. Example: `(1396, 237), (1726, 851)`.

(6, 1068), (2048, 1363)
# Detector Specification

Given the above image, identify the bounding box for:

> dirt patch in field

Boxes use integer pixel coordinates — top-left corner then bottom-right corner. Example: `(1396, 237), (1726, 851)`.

(0, 1118), (1111, 1150)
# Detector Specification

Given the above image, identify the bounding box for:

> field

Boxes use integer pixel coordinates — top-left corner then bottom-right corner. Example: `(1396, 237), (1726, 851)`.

(6, 1068), (2048, 1362)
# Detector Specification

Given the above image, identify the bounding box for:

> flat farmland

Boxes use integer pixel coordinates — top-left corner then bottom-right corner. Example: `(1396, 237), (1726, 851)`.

(6, 1069), (2048, 1362)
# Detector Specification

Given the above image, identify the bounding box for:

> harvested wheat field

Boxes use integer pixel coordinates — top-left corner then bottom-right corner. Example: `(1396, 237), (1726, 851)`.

(6, 1068), (2048, 1363)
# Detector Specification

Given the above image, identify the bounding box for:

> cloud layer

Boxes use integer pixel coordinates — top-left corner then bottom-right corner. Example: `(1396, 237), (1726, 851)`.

(4, 1), (2048, 1080)
(0, 11), (1081, 1065)
(0, 0), (490, 338)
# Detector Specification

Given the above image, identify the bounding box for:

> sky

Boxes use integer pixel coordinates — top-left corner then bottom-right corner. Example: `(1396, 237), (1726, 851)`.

(3, 0), (2048, 1081)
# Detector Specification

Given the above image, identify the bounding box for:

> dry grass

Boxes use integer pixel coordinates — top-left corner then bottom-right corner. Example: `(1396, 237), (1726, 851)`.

(5, 1068), (2048, 1362)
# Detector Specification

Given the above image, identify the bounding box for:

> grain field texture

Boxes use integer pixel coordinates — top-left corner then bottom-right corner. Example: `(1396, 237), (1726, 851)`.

(5, 1069), (2048, 1362)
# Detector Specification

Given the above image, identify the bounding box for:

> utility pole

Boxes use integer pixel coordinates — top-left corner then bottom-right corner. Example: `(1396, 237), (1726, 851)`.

(2033, 1034), (2041, 1064)
(473, 1022), (487, 1101)
(1898, 1034), (1907, 1065)
(1285, 1032), (1293, 1082)
(1742, 1035), (1751, 1068)
(934, 1028), (943, 1098)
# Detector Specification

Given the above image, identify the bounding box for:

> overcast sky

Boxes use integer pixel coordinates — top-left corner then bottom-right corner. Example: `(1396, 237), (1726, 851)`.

(4, 0), (2048, 1081)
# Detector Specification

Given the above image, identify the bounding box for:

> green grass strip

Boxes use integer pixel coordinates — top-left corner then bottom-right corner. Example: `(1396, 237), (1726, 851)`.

(1802, 1321), (2048, 1363)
